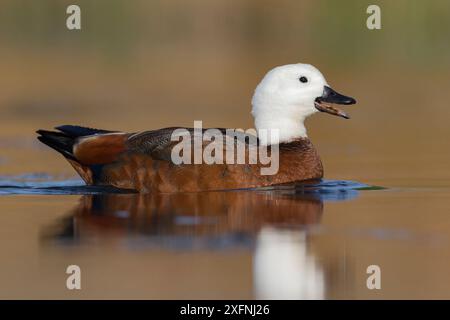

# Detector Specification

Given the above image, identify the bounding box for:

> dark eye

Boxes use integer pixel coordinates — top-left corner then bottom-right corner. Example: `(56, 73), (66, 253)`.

(299, 76), (308, 83)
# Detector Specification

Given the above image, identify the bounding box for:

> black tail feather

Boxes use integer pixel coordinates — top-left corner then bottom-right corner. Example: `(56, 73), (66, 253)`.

(55, 125), (115, 138)
(36, 129), (76, 160)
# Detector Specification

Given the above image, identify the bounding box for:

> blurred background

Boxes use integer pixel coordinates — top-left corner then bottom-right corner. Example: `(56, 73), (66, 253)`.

(0, 0), (450, 186)
(1, 0), (450, 299)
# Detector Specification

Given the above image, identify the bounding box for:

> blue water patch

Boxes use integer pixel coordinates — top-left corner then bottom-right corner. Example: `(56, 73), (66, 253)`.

(0, 174), (130, 195)
(0, 173), (373, 199)
(252, 179), (371, 201)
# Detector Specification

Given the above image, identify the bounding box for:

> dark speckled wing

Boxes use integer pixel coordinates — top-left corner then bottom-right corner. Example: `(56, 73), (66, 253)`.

(126, 127), (259, 162)
(126, 127), (181, 161)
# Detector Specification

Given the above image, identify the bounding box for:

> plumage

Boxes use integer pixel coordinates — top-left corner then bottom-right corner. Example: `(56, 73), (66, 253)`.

(36, 63), (356, 193)
(36, 127), (323, 192)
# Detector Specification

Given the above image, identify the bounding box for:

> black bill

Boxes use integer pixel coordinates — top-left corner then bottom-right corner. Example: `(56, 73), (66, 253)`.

(315, 86), (356, 119)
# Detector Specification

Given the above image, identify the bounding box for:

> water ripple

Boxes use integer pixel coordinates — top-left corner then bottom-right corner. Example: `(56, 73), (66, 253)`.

(0, 173), (374, 199)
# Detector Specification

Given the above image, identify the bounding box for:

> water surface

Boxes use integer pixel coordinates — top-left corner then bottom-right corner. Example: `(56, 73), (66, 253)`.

(1, 174), (449, 299)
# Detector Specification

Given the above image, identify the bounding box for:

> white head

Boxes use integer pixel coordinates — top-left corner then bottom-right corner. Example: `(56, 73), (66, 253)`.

(251, 63), (356, 145)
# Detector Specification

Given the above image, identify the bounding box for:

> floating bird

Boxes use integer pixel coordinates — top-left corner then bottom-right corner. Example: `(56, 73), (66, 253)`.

(37, 63), (356, 192)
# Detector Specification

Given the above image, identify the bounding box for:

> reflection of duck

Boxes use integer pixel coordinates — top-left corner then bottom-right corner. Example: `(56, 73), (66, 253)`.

(43, 187), (361, 299)
(37, 64), (356, 192)
(46, 190), (324, 247)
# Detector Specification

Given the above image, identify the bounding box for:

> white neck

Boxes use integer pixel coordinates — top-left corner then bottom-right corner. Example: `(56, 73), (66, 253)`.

(255, 116), (307, 146)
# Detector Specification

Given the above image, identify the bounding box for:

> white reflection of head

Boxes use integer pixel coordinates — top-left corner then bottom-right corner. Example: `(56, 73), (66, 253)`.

(253, 227), (324, 300)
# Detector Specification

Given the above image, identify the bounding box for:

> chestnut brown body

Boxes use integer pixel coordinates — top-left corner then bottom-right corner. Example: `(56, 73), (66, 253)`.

(37, 126), (323, 193)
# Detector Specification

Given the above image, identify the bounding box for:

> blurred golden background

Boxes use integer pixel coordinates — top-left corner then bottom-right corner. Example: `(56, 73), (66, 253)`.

(1, 0), (450, 187)
(1, 0), (450, 300)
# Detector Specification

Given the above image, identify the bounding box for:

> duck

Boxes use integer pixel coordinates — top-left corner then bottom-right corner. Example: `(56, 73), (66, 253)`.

(37, 63), (356, 193)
